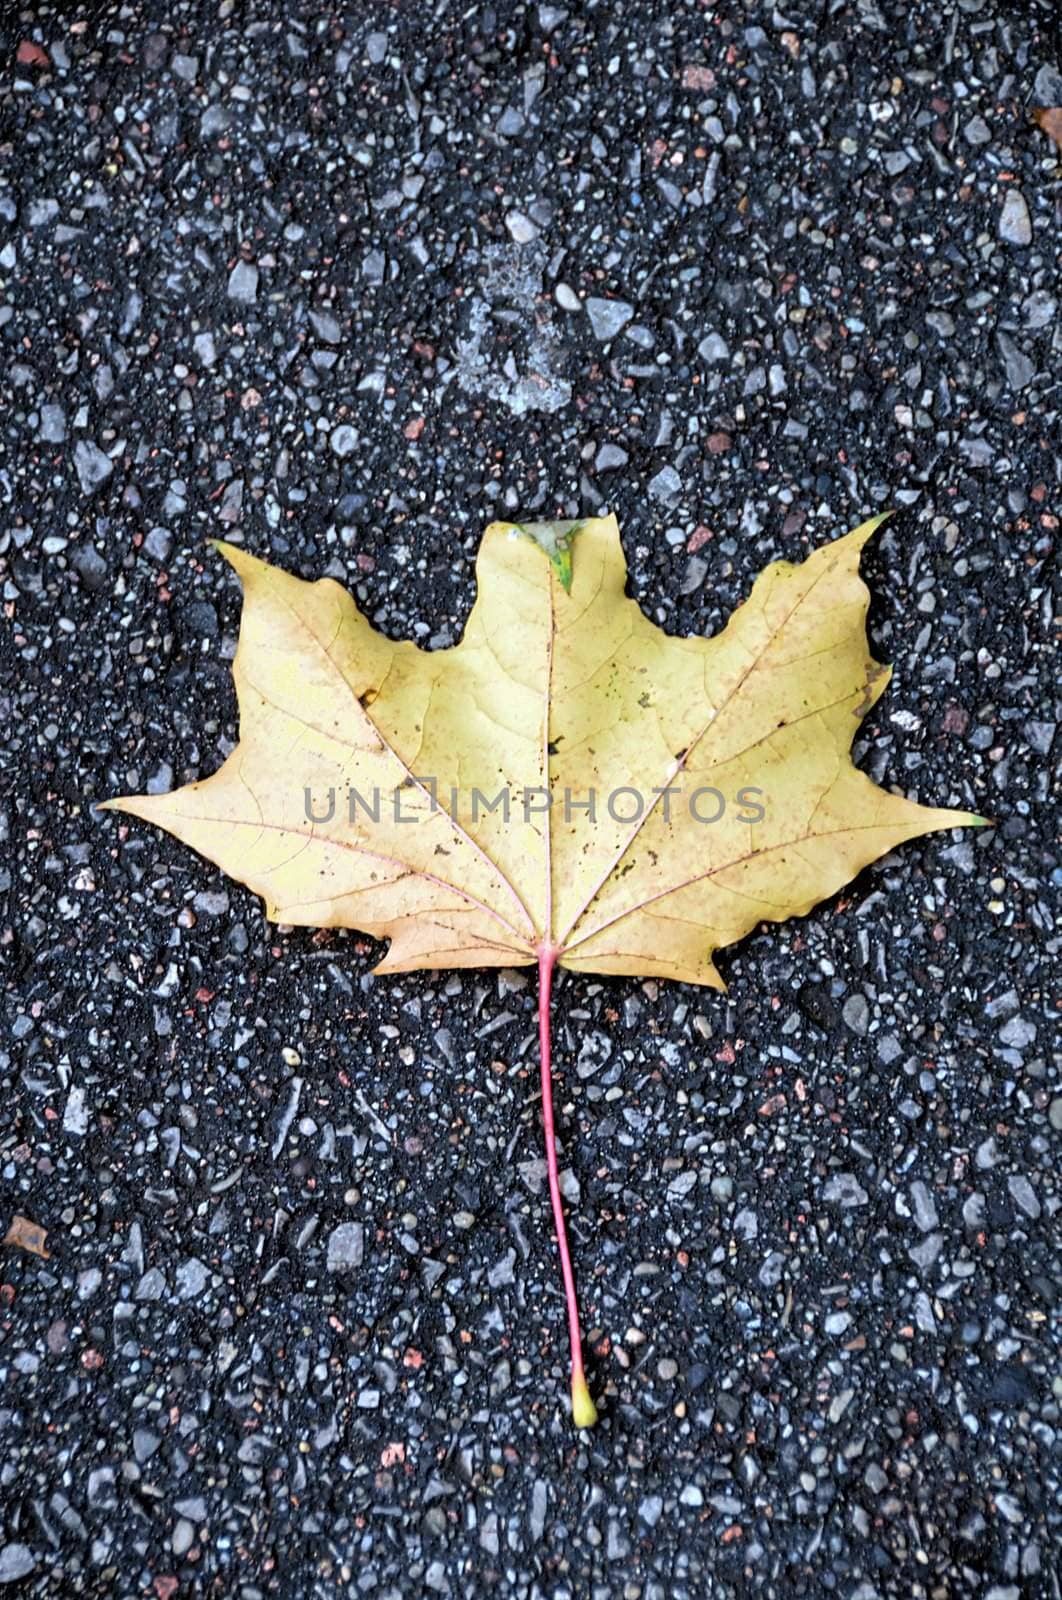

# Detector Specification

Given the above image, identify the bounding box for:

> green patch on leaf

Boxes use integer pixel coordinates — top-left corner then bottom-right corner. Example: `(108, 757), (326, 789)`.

(512, 518), (588, 592)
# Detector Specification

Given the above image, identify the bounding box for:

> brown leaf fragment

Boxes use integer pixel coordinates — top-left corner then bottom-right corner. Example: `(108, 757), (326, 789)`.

(1032, 107), (1062, 152)
(3, 1214), (51, 1259)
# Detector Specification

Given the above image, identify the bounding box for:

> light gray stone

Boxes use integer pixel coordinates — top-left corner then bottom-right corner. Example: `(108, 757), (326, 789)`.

(63, 1085), (89, 1135)
(648, 464), (682, 502)
(1007, 1175), (1040, 1220)
(0, 1545), (36, 1583)
(227, 260), (259, 303)
(330, 425), (357, 457)
(144, 526), (172, 563)
(74, 440), (113, 495)
(135, 1267), (166, 1301)
(487, 1248), (516, 1288)
(908, 1231), (943, 1270)
(327, 1222), (364, 1272)
(595, 443), (629, 471)
(998, 1013), (1036, 1048)
(39, 404), (66, 442)
(823, 1172), (868, 1208)
(698, 332), (729, 362)
(505, 210), (539, 243)
(997, 332), (1035, 392)
(843, 993), (870, 1035)
(999, 189), (1031, 246)
(176, 1257), (210, 1299)
(310, 311), (341, 343)
(586, 296), (634, 342)
(27, 199), (59, 227)
(909, 1180), (939, 1233)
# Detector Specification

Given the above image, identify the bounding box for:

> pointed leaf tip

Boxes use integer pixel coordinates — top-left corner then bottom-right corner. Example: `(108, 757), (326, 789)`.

(511, 517), (589, 592)
(210, 539), (278, 589)
(211, 538), (252, 574)
(843, 508), (894, 552)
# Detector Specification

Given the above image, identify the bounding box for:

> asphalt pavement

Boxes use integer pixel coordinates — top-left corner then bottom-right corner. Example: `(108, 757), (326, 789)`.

(0, 2), (1059, 1596)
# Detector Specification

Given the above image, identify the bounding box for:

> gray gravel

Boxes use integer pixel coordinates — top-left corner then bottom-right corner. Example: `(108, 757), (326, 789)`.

(1, 1), (1060, 1598)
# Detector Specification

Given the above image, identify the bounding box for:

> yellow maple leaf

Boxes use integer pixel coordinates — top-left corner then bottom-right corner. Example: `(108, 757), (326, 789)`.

(102, 512), (987, 1426)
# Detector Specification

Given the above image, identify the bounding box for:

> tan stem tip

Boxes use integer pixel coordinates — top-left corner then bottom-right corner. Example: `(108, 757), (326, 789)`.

(571, 1373), (598, 1428)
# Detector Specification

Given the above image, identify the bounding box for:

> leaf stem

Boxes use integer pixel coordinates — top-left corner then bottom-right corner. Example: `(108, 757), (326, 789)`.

(537, 945), (598, 1428)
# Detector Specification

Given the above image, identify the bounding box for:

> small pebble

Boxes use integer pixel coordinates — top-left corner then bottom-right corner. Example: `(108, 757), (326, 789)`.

(505, 211), (539, 244)
(909, 1180), (939, 1233)
(227, 260), (259, 303)
(326, 1222), (364, 1272)
(698, 333), (729, 362)
(996, 332), (1035, 392)
(999, 189), (1031, 246)
(0, 1546), (36, 1583)
(648, 465), (682, 502)
(39, 403), (66, 442)
(73, 440), (113, 495)
(585, 297), (634, 342)
(143, 526), (172, 563)
(1007, 1175), (1040, 1220)
(842, 993), (869, 1035)
(823, 1173), (869, 1208)
(330, 425), (357, 457)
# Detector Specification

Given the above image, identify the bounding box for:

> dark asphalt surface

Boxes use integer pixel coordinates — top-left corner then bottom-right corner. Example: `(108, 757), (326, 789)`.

(1, 2), (1060, 1596)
